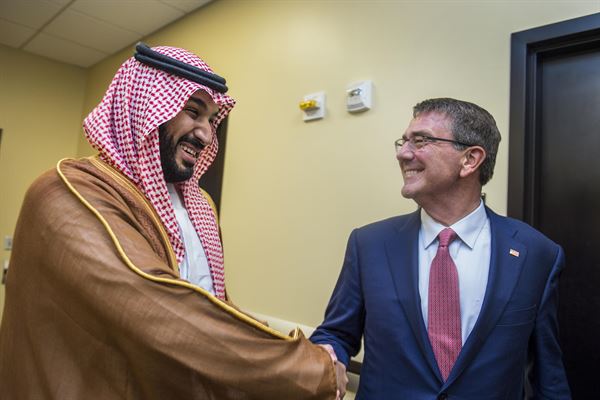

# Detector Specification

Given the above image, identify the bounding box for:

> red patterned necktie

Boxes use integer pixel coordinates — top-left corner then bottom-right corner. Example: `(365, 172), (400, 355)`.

(428, 227), (461, 381)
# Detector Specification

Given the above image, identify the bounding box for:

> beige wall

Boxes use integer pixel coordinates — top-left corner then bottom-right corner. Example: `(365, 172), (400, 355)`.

(6, 1), (600, 327)
(0, 44), (87, 313)
(148, 0), (600, 327)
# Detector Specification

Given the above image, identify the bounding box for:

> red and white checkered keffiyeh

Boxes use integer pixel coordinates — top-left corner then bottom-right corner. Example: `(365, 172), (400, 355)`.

(83, 46), (235, 300)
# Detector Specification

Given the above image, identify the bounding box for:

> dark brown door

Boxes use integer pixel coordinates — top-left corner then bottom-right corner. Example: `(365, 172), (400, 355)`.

(509, 13), (600, 398)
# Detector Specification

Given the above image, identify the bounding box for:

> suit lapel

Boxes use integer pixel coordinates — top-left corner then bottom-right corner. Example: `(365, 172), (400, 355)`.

(384, 210), (441, 379)
(444, 209), (527, 387)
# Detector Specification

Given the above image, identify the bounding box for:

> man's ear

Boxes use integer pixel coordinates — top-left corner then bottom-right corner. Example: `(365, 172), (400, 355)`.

(459, 146), (486, 179)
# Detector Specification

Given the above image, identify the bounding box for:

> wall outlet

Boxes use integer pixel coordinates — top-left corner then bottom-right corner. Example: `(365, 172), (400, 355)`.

(4, 236), (12, 251)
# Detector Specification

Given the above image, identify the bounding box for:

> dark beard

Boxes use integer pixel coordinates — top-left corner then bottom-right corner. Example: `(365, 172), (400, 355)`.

(159, 124), (198, 183)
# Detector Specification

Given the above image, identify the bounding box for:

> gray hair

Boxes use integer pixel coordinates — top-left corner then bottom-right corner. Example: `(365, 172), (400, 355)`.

(413, 98), (501, 185)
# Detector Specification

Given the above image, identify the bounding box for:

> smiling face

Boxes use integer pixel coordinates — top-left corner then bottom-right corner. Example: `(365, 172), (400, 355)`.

(396, 112), (466, 207)
(159, 90), (219, 183)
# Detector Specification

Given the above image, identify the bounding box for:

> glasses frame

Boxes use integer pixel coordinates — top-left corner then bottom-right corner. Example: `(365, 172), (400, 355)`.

(395, 134), (475, 151)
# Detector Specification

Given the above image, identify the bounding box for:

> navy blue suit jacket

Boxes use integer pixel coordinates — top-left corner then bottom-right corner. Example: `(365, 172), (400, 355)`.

(311, 208), (570, 399)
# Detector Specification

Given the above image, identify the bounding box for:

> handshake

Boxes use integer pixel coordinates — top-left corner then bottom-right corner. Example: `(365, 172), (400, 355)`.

(318, 343), (350, 400)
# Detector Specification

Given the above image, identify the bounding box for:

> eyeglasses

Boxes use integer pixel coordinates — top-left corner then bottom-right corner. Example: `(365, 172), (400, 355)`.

(394, 134), (475, 151)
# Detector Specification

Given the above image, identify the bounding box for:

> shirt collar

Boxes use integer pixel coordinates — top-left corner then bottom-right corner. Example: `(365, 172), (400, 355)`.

(167, 183), (183, 209)
(421, 200), (487, 250)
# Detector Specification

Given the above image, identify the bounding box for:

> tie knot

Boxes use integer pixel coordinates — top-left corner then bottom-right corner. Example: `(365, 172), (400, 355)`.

(438, 228), (457, 248)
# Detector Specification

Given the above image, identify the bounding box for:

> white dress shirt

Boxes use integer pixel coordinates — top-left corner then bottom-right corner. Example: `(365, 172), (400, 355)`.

(418, 200), (491, 344)
(167, 184), (215, 295)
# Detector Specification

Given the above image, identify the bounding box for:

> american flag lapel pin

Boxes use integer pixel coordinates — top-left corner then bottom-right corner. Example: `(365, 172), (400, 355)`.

(509, 249), (520, 257)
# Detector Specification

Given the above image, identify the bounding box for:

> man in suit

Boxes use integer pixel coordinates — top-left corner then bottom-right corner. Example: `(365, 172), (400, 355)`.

(310, 98), (571, 399)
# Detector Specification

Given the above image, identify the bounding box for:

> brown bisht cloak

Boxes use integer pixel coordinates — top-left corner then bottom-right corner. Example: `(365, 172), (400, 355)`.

(0, 157), (336, 399)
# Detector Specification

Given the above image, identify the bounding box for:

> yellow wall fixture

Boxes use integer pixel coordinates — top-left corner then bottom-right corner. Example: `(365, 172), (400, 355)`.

(299, 91), (325, 121)
(299, 99), (318, 110)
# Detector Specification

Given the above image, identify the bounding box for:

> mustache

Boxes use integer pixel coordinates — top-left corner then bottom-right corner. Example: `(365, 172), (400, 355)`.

(178, 135), (206, 151)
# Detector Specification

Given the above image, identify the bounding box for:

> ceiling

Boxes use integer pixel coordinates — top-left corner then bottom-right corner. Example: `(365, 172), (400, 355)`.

(0, 0), (214, 68)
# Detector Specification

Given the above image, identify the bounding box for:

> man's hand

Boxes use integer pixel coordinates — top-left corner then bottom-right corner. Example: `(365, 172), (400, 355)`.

(318, 344), (349, 399)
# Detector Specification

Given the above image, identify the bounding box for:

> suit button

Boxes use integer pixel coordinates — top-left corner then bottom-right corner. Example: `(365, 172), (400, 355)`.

(437, 394), (448, 400)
